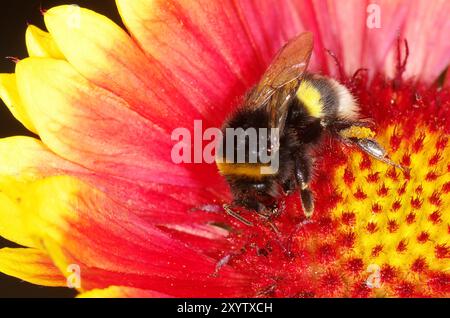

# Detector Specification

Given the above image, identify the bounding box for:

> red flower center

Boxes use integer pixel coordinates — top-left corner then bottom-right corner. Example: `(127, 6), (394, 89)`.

(212, 62), (450, 297)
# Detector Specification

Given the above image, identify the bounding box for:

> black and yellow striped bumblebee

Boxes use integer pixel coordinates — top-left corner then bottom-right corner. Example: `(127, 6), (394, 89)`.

(216, 32), (403, 225)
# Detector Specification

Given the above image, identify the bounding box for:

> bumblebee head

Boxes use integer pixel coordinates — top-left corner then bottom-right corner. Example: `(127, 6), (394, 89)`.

(226, 175), (280, 212)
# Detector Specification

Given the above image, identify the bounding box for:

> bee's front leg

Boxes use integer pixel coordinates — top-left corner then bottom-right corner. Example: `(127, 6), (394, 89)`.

(223, 204), (254, 226)
(282, 177), (297, 194)
(254, 205), (282, 235)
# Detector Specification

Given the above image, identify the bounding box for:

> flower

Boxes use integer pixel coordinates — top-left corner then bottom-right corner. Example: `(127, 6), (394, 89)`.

(0, 0), (449, 297)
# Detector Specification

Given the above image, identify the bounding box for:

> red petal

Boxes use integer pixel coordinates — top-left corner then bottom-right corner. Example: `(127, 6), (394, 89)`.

(28, 176), (251, 297)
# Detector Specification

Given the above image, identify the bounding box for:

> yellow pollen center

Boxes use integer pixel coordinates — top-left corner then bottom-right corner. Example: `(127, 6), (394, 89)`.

(333, 125), (449, 278)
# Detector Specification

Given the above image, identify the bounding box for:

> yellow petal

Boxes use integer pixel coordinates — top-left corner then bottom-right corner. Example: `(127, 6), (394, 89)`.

(78, 286), (170, 298)
(14, 57), (96, 163)
(25, 25), (64, 59)
(0, 149), (86, 250)
(0, 136), (83, 248)
(19, 176), (82, 247)
(0, 136), (52, 180)
(15, 57), (178, 183)
(0, 136), (84, 181)
(0, 136), (92, 248)
(0, 73), (37, 133)
(0, 175), (86, 287)
(43, 5), (157, 117)
(0, 248), (66, 287)
(13, 175), (98, 292)
(0, 177), (36, 248)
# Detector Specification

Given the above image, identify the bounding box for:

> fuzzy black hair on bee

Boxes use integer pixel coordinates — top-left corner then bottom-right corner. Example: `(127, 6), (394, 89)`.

(216, 32), (404, 224)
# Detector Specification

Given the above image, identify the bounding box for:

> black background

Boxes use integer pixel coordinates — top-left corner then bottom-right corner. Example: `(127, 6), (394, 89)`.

(0, 0), (122, 298)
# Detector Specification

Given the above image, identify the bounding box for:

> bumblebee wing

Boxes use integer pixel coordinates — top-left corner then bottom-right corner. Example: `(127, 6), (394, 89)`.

(262, 31), (313, 89)
(248, 31), (313, 110)
(248, 32), (313, 141)
(266, 82), (298, 139)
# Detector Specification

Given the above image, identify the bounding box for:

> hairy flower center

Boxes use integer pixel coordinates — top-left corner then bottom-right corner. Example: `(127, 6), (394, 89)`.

(225, 70), (450, 297)
(334, 125), (449, 274)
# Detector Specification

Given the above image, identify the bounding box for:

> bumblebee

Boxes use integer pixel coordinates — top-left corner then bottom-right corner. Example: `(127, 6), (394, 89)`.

(216, 32), (403, 225)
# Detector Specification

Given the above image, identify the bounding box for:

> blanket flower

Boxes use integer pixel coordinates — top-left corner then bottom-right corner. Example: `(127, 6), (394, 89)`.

(0, 0), (448, 297)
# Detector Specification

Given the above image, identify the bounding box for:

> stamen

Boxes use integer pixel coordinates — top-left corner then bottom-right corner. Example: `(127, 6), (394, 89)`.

(5, 56), (20, 64)
(394, 37), (409, 87)
(39, 4), (47, 15)
(351, 68), (368, 81)
(392, 200), (402, 211)
(411, 257), (428, 273)
(381, 265), (397, 283)
(397, 240), (408, 253)
(341, 212), (356, 225)
(325, 49), (345, 81)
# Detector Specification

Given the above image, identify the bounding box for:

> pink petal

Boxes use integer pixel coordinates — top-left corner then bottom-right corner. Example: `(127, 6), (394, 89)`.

(399, 0), (450, 82)
(116, 0), (316, 127)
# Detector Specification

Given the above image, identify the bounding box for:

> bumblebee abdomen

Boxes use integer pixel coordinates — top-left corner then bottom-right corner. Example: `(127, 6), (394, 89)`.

(295, 78), (327, 118)
(295, 74), (359, 121)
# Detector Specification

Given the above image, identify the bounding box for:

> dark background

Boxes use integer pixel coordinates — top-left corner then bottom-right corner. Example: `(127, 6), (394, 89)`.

(0, 0), (122, 298)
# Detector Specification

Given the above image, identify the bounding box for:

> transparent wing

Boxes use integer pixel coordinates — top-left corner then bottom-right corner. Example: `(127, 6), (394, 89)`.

(247, 32), (313, 110)
(246, 32), (313, 136)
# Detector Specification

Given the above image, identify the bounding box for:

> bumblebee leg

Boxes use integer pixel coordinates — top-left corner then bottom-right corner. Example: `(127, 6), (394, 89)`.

(353, 138), (408, 172)
(336, 123), (376, 141)
(295, 157), (315, 219)
(335, 123), (407, 172)
(299, 184), (315, 218)
(328, 119), (374, 145)
(265, 219), (281, 236)
(223, 204), (254, 226)
(282, 177), (297, 194)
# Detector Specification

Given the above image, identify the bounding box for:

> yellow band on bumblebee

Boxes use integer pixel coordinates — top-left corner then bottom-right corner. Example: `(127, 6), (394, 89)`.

(296, 79), (324, 118)
(216, 161), (277, 178)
